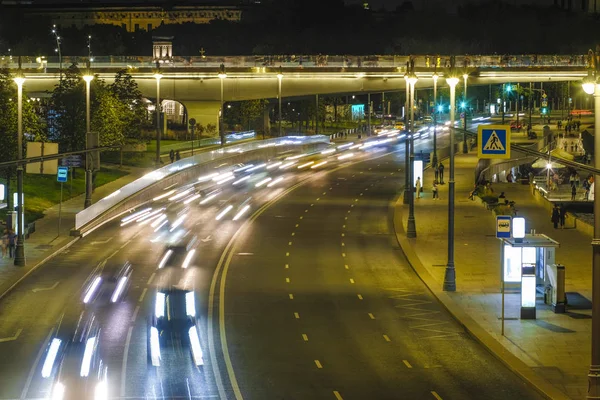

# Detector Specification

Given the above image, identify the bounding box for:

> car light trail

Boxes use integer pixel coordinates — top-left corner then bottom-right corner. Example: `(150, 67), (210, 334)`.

(198, 172), (219, 182)
(279, 161), (296, 170)
(216, 205), (233, 220)
(120, 208), (151, 226)
(83, 277), (102, 304)
(152, 190), (176, 201)
(168, 189), (192, 202)
(186, 291), (196, 317)
(311, 161), (327, 169)
(51, 382), (65, 400)
(321, 148), (336, 155)
(216, 175), (235, 185)
(95, 381), (108, 400)
(267, 177), (284, 187)
(183, 193), (201, 204)
(337, 142), (354, 150)
(349, 144), (362, 149)
(255, 177), (272, 187)
(232, 205), (250, 220)
(151, 214), (167, 228)
(189, 327), (204, 366)
(137, 208), (165, 223)
(155, 293), (165, 318)
(42, 338), (61, 378)
(111, 276), (128, 303)
(266, 161), (282, 169)
(234, 164), (253, 172)
(212, 172), (233, 182)
(153, 219), (168, 232)
(169, 214), (186, 232)
(247, 163), (266, 172)
(80, 336), (96, 377)
(181, 249), (196, 269)
(150, 326), (161, 366)
(232, 176), (251, 185)
(200, 193), (218, 204)
(338, 153), (354, 160)
(158, 250), (173, 269)
(297, 161), (314, 169)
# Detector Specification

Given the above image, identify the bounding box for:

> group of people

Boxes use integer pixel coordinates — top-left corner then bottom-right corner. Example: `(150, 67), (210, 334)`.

(551, 204), (568, 229)
(169, 150), (182, 163)
(412, 162), (445, 200)
(1, 229), (17, 259)
(557, 117), (582, 135)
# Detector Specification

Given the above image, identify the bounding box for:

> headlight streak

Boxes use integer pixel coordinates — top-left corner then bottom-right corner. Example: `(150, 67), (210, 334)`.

(150, 214), (167, 228)
(95, 380), (108, 400)
(311, 161), (327, 169)
(197, 172), (219, 182)
(150, 326), (161, 366)
(188, 327), (204, 366)
(297, 161), (314, 169)
(216, 205), (233, 220)
(255, 177), (272, 187)
(155, 292), (165, 318)
(337, 142), (354, 150)
(321, 148), (336, 155)
(111, 276), (128, 303)
(183, 194), (201, 204)
(185, 291), (196, 317)
(266, 177), (284, 187)
(137, 208), (165, 223)
(216, 175), (235, 185)
(51, 382), (65, 400)
(199, 193), (218, 204)
(349, 144), (362, 150)
(246, 163), (266, 172)
(152, 190), (176, 201)
(168, 189), (192, 202)
(169, 214), (186, 232)
(266, 162), (282, 169)
(120, 208), (152, 226)
(232, 175), (251, 185)
(80, 336), (96, 377)
(158, 250), (173, 269)
(42, 338), (61, 378)
(212, 172), (233, 182)
(181, 249), (196, 269)
(279, 161), (296, 170)
(153, 219), (168, 232)
(232, 205), (250, 221)
(338, 153), (354, 160)
(83, 277), (102, 304)
(233, 164), (254, 172)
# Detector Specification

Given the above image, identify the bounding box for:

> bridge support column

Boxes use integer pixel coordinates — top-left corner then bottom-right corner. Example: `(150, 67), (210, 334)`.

(180, 101), (221, 136)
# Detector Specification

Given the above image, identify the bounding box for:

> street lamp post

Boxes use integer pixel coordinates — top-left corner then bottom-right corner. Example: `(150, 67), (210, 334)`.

(462, 73), (469, 153)
(277, 67), (283, 137)
(218, 64), (227, 146)
(443, 76), (460, 292)
(153, 72), (163, 166)
(432, 72), (439, 167)
(51, 25), (62, 82)
(407, 74), (418, 238)
(83, 74), (93, 209)
(13, 74), (26, 266)
(403, 74), (410, 205)
(582, 51), (600, 398)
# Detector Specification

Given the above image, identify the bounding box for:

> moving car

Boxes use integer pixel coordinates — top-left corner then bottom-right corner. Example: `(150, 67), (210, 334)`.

(157, 231), (198, 269)
(40, 310), (108, 400)
(147, 286), (204, 368)
(82, 262), (133, 305)
(510, 120), (523, 130)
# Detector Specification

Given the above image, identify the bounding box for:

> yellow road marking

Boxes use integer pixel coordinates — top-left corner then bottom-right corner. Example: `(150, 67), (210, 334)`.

(383, 335), (391, 342)
(368, 313), (375, 319)
(341, 233), (345, 237)
(341, 242), (345, 247)
(300, 216), (303, 220)
(357, 294), (363, 300)
(286, 252), (290, 256)
(314, 360), (323, 369)
(288, 241), (292, 245)
(403, 360), (412, 368)
(285, 264), (289, 269)
(342, 253), (346, 257)
(302, 334), (308, 341)
(333, 391), (344, 400)
(291, 232), (295, 236)
(349, 278), (355, 284)
(431, 391), (443, 400)
(316, 198), (320, 201)
(295, 224), (299, 227)
(345, 264), (349, 269)
(285, 278), (290, 283)
(294, 312), (300, 319)
(147, 272), (156, 285)
(310, 203), (314, 207)
(138, 288), (147, 303)
(289, 294), (294, 299)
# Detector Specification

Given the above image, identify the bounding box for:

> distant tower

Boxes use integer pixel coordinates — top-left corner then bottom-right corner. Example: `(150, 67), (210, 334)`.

(152, 36), (174, 63)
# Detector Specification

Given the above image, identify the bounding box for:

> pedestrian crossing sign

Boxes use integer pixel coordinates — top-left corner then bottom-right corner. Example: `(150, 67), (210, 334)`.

(478, 125), (510, 159)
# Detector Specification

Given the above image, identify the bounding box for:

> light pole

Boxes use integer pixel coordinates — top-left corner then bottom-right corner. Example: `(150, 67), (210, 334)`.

(218, 64), (227, 146)
(153, 72), (163, 166)
(443, 75), (460, 292)
(51, 25), (62, 82)
(582, 50), (600, 398)
(87, 34), (93, 64)
(83, 74), (93, 209)
(13, 73), (25, 266)
(462, 73), (469, 153)
(277, 67), (283, 137)
(432, 72), (439, 167)
(407, 74), (418, 238)
(403, 73), (410, 205)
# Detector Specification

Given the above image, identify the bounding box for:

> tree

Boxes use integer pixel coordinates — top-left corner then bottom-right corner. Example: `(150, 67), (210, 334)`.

(109, 69), (147, 140)
(240, 99), (268, 131)
(51, 64), (86, 153)
(91, 81), (127, 147)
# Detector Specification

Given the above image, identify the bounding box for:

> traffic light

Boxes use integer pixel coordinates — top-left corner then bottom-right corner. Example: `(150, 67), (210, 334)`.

(505, 84), (512, 92)
(541, 107), (548, 115)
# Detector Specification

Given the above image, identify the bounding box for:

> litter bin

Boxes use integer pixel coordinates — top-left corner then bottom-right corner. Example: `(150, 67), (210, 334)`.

(546, 263), (566, 313)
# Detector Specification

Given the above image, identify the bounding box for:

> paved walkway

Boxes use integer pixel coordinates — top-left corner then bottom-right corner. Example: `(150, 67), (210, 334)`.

(396, 152), (593, 399)
(0, 165), (150, 298)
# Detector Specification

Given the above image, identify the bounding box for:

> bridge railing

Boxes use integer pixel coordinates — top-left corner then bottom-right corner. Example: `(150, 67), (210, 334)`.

(0, 54), (589, 71)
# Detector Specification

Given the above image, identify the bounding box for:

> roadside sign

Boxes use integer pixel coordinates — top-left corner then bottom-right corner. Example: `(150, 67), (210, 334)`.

(478, 125), (510, 159)
(57, 166), (69, 183)
(496, 215), (511, 239)
(61, 155), (83, 168)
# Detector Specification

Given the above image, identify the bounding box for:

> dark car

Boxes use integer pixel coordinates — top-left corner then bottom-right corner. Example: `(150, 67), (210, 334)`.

(157, 232), (198, 269)
(82, 262), (133, 305)
(147, 287), (204, 368)
(40, 310), (107, 400)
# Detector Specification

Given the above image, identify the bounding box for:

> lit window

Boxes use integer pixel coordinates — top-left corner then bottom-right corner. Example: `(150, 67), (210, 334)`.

(163, 100), (175, 115)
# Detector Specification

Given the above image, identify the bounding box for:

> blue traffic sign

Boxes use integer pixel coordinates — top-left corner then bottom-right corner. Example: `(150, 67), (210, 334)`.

(478, 125), (511, 159)
(57, 166), (69, 183)
(496, 215), (512, 239)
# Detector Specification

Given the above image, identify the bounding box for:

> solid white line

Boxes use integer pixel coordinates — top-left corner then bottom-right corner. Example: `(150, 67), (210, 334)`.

(0, 328), (23, 342)
(314, 360), (323, 369)
(431, 391), (443, 400)
(403, 360), (413, 368)
(147, 272), (156, 285)
(20, 329), (53, 400)
(333, 390), (344, 400)
(131, 305), (140, 323)
(138, 288), (147, 303)
(120, 326), (133, 397)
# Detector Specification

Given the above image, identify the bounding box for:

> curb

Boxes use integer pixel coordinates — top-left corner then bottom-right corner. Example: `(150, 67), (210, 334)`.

(0, 236), (80, 302)
(392, 199), (570, 400)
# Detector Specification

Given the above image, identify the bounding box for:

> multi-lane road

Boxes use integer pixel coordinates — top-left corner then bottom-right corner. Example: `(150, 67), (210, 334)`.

(0, 129), (541, 400)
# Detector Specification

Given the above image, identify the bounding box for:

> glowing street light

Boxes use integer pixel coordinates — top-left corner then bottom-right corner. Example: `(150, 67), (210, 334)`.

(154, 71), (163, 166)
(277, 66), (283, 137)
(218, 64), (226, 145)
(432, 71), (439, 166)
(13, 70), (25, 266)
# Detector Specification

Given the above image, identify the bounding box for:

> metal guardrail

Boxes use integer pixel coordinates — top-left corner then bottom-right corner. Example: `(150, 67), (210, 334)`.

(0, 54), (590, 71)
(74, 135), (329, 231)
(160, 131), (256, 154)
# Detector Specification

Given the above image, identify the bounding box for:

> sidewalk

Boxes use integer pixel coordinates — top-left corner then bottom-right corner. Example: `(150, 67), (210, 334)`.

(395, 152), (593, 399)
(0, 165), (149, 299)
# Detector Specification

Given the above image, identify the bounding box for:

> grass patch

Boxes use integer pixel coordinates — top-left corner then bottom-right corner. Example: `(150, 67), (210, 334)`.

(1, 167), (128, 223)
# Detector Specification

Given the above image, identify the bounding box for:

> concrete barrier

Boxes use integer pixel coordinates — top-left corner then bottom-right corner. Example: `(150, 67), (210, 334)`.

(72, 136), (330, 237)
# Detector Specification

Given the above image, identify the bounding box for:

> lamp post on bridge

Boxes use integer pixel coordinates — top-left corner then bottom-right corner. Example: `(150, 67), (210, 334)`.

(218, 64), (227, 146)
(462, 73), (469, 154)
(581, 47), (600, 399)
(83, 72), (94, 209)
(443, 69), (460, 292)
(403, 72), (410, 205)
(153, 66), (163, 167)
(13, 64), (26, 266)
(432, 71), (439, 167)
(277, 66), (283, 137)
(51, 25), (62, 82)
(406, 72), (418, 238)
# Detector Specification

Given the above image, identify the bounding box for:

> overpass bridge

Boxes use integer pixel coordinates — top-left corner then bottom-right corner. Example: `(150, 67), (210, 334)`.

(3, 54), (591, 130)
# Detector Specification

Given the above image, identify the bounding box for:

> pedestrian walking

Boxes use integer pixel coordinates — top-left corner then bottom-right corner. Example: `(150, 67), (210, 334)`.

(1, 229), (7, 258)
(175, 150), (181, 161)
(551, 205), (560, 229)
(587, 153), (592, 165)
(438, 162), (445, 184)
(415, 177), (422, 199)
(434, 165), (439, 182)
(571, 183), (577, 201)
(169, 149), (175, 163)
(559, 204), (567, 228)
(432, 182), (439, 199)
(8, 230), (16, 258)
(575, 172), (581, 188)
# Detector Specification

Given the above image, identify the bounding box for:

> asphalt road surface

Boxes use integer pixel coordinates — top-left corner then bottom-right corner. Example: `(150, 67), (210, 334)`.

(0, 130), (542, 400)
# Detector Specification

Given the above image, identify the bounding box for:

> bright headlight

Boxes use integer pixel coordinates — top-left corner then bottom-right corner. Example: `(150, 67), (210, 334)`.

(155, 292), (165, 318)
(95, 380), (108, 400)
(186, 291), (196, 317)
(150, 326), (161, 367)
(51, 381), (65, 400)
(188, 327), (204, 366)
(42, 338), (61, 378)
(80, 336), (96, 377)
